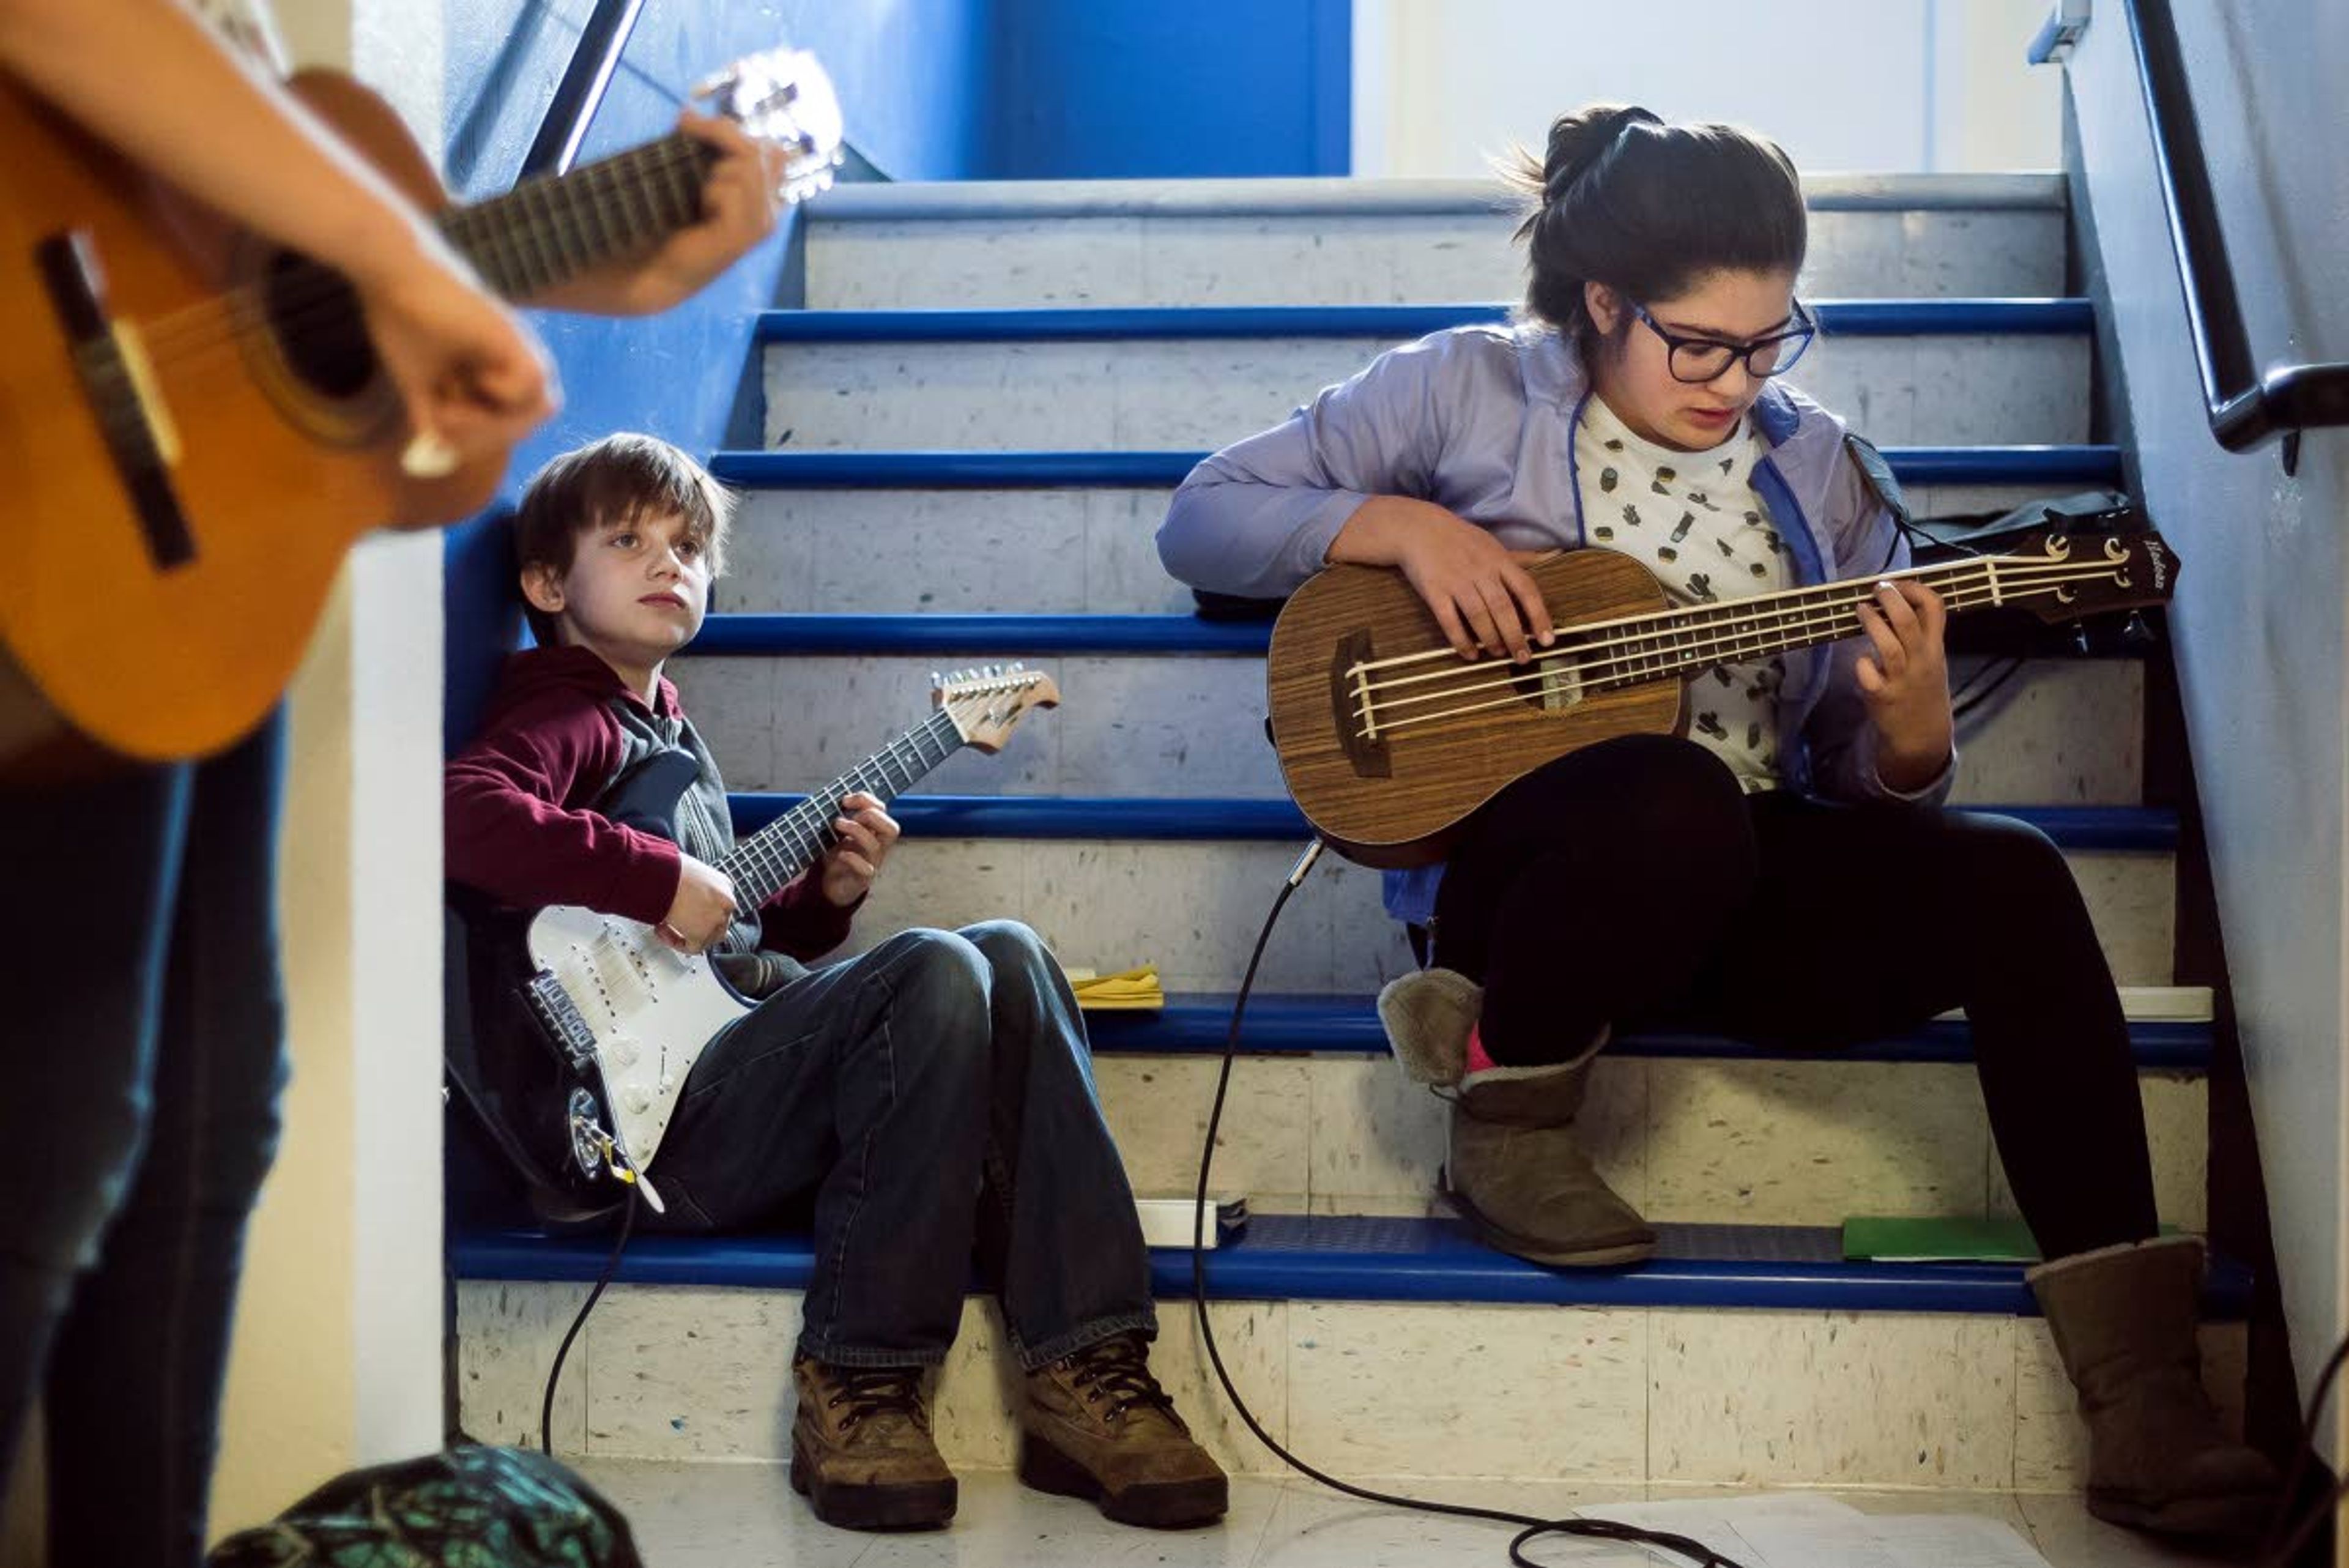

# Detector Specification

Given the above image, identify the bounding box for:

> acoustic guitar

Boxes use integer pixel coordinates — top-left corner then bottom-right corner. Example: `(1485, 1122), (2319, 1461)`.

(0, 47), (841, 782)
(1264, 528), (2179, 868)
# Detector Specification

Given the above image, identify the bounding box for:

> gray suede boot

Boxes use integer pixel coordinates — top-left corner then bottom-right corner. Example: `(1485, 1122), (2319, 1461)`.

(2028, 1236), (2279, 1538)
(1377, 968), (1656, 1267)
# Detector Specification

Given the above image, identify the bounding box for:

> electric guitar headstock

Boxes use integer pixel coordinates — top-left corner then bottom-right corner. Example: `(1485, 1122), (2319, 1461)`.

(936, 665), (1061, 753)
(693, 47), (844, 206)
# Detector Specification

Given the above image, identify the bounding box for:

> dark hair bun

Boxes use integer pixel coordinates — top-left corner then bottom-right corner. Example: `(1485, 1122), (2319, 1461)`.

(1540, 104), (1662, 199)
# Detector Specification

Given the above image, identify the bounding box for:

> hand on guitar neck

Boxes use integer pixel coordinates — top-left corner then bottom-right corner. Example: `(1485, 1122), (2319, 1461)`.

(528, 110), (790, 319)
(1852, 578), (1954, 793)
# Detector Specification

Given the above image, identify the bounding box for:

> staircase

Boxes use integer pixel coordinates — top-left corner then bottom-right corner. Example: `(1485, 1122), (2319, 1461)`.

(451, 174), (2246, 1495)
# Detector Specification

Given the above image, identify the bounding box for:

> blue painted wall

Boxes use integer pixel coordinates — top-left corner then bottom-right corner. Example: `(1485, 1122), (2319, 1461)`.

(439, 0), (993, 749)
(981, 0), (1349, 179)
(439, 0), (1348, 748)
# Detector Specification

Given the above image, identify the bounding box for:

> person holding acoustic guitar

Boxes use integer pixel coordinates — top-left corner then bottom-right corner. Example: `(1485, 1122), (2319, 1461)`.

(1157, 103), (2274, 1540)
(0, 3), (789, 1562)
(444, 434), (1227, 1536)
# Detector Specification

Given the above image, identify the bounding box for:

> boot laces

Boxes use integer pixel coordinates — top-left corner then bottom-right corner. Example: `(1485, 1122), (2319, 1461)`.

(824, 1365), (926, 1432)
(1058, 1334), (1176, 1424)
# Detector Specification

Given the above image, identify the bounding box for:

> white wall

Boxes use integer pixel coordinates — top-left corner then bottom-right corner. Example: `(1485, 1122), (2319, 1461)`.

(206, 0), (451, 1538)
(1353, 0), (2061, 177)
(2056, 0), (2349, 1480)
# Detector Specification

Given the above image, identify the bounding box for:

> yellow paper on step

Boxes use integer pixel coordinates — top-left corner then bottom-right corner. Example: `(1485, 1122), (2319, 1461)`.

(1067, 964), (1164, 1011)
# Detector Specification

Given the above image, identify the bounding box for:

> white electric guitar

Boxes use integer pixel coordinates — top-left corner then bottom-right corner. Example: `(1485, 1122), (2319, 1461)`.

(484, 666), (1059, 1211)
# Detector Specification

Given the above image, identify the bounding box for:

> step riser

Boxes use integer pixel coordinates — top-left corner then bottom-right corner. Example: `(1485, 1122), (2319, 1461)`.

(759, 336), (2090, 452)
(718, 485), (2084, 617)
(458, 1283), (2239, 1488)
(804, 839), (2174, 992)
(804, 209), (2066, 310)
(671, 655), (2143, 806)
(1092, 1055), (2206, 1232)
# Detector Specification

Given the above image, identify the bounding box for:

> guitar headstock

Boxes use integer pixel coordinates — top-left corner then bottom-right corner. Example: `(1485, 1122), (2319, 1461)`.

(2002, 528), (2181, 622)
(693, 48), (845, 206)
(936, 665), (1061, 753)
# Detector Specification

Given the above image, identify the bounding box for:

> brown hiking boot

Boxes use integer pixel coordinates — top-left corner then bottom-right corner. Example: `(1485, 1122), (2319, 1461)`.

(789, 1356), (957, 1531)
(2028, 1237), (2279, 1539)
(1019, 1332), (1228, 1528)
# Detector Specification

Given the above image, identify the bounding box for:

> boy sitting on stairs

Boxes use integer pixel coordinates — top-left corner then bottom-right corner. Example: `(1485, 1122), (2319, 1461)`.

(446, 433), (1226, 1533)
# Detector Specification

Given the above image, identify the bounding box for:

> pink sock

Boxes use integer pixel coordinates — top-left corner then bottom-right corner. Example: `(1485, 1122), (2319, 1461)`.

(1463, 1022), (1499, 1076)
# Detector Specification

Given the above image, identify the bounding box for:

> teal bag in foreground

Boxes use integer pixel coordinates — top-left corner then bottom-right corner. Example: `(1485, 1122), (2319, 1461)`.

(205, 1445), (642, 1568)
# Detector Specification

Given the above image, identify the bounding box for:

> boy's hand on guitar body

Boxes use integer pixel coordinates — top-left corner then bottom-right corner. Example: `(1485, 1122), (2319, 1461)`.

(820, 792), (899, 907)
(658, 855), (738, 954)
(356, 236), (558, 476)
(1330, 496), (1556, 663)
(1854, 578), (1955, 792)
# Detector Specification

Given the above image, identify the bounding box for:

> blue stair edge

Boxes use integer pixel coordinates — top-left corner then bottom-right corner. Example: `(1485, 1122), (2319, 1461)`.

(754, 299), (2092, 344)
(728, 793), (2178, 852)
(686, 609), (2148, 659)
(450, 1214), (2251, 1319)
(708, 445), (2124, 491)
(687, 612), (1272, 656)
(1081, 992), (2211, 1071)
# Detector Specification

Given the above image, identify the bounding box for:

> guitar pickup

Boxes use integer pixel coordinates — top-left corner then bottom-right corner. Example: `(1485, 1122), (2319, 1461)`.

(524, 969), (599, 1072)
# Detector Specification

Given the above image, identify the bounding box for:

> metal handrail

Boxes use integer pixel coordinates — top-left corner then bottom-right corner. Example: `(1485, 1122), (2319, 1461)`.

(2120, 0), (2349, 469)
(516, 0), (644, 182)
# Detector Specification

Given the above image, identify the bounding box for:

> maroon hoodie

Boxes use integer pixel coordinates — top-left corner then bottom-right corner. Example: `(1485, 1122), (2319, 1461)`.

(445, 645), (850, 964)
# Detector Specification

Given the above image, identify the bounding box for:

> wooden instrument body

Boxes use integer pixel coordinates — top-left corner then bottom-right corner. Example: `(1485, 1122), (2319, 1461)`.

(1267, 551), (1685, 868)
(0, 71), (499, 779)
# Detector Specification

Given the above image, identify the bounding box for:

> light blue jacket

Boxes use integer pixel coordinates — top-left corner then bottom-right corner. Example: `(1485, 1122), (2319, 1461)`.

(1156, 323), (1956, 924)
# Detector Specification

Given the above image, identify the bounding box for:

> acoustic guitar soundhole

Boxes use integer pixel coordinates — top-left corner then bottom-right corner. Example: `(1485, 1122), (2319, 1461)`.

(262, 251), (377, 401)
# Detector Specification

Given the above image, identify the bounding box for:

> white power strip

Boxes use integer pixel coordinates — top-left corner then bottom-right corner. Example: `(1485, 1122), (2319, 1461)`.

(1134, 1196), (1249, 1249)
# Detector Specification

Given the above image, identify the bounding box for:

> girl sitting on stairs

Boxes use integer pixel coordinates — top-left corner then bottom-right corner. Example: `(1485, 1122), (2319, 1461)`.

(1156, 102), (2275, 1541)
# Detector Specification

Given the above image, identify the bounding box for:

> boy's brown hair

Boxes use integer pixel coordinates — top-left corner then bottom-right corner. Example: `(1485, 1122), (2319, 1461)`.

(513, 433), (737, 647)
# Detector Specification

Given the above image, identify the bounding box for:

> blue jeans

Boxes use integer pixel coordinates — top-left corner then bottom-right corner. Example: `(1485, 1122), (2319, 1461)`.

(642, 920), (1156, 1369)
(0, 710), (289, 1568)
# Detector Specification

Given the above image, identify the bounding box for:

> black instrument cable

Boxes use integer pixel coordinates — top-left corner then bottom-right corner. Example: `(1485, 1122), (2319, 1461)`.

(540, 1183), (641, 1456)
(1189, 839), (1748, 1567)
(2251, 1327), (2349, 1567)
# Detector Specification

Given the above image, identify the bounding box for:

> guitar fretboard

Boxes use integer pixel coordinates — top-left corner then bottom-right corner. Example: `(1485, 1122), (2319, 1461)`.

(438, 134), (719, 300)
(1551, 554), (2074, 691)
(715, 708), (964, 909)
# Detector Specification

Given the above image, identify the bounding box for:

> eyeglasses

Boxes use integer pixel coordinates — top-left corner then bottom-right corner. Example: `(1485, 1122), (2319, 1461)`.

(1628, 298), (1817, 384)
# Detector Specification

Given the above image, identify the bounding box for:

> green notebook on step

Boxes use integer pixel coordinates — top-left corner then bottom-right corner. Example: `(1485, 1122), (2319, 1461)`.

(1843, 1217), (2181, 1262)
(1842, 1216), (2041, 1262)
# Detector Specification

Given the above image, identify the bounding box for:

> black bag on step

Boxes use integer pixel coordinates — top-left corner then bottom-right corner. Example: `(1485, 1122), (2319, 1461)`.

(205, 1444), (642, 1567)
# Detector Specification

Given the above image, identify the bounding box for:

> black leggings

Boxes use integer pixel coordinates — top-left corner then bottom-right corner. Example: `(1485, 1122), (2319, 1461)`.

(1431, 734), (2160, 1260)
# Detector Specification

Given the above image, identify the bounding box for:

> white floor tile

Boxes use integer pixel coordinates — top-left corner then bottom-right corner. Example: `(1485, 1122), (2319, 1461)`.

(571, 1461), (2214, 1568)
(571, 1460), (1284, 1567)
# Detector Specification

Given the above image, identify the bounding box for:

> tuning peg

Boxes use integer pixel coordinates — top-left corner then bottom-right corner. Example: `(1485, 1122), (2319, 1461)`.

(2121, 611), (2157, 648)
(930, 670), (942, 688)
(2070, 622), (2092, 657)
